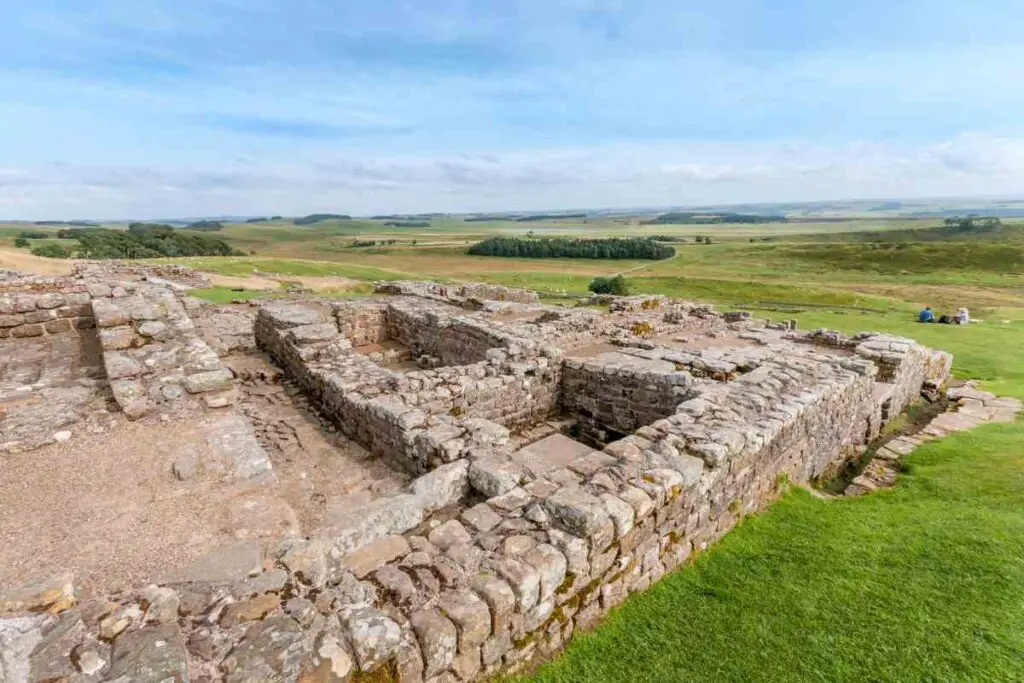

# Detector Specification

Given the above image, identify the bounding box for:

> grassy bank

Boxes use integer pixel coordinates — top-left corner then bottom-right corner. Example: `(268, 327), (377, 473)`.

(523, 421), (1024, 683)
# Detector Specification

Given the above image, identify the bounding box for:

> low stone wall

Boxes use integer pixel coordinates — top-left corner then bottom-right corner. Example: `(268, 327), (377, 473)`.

(0, 290), (95, 339)
(386, 302), (511, 366)
(562, 353), (694, 444)
(92, 284), (237, 419)
(376, 280), (539, 305)
(333, 300), (388, 346)
(256, 302), (516, 475)
(72, 261), (213, 288)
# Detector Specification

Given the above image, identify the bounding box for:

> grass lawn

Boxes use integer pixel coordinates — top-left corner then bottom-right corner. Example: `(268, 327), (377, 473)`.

(523, 421), (1024, 683)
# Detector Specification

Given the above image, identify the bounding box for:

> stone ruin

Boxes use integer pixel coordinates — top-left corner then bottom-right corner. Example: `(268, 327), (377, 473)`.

(0, 268), (955, 683)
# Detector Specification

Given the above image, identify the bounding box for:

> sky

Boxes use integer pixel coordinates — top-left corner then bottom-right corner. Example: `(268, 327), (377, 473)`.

(2, 0), (1024, 219)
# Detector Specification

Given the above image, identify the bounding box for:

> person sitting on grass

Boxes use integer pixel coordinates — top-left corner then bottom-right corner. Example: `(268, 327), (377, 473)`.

(957, 307), (970, 325)
(918, 306), (935, 323)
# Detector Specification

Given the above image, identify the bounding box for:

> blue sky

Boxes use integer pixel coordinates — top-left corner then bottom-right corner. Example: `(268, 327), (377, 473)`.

(1, 0), (1023, 218)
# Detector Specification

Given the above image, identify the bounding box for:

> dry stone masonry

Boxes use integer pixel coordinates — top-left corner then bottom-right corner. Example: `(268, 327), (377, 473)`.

(1, 274), (1000, 683)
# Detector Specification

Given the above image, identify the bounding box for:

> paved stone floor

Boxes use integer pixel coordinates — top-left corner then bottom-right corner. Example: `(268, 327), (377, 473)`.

(228, 353), (410, 533)
(0, 334), (110, 453)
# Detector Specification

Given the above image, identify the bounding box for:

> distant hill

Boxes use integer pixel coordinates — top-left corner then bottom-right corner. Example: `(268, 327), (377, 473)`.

(293, 213), (352, 226)
(772, 217), (1022, 244)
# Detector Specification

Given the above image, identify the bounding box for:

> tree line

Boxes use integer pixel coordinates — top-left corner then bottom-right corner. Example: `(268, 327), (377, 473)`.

(32, 224), (240, 259)
(643, 212), (786, 225)
(468, 236), (674, 260)
(293, 213), (352, 225)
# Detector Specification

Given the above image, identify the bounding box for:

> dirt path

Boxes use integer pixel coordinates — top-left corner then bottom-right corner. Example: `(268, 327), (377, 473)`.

(0, 248), (76, 275)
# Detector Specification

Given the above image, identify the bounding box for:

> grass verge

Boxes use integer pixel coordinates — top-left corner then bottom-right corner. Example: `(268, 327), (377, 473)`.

(523, 421), (1024, 683)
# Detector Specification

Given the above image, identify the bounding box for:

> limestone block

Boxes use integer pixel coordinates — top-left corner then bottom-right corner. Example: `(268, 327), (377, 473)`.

(91, 299), (128, 327)
(410, 460), (469, 513)
(110, 379), (150, 419)
(461, 503), (502, 533)
(99, 325), (135, 350)
(543, 486), (614, 539)
(469, 457), (527, 498)
(11, 323), (43, 338)
(437, 589), (491, 652)
(522, 544), (568, 603)
(221, 617), (307, 683)
(106, 623), (189, 683)
(489, 558), (540, 612)
(470, 573), (516, 634)
(340, 606), (403, 671)
(411, 609), (458, 678)
(428, 520), (473, 551)
(183, 368), (234, 393)
(344, 535), (411, 578)
(105, 351), (143, 380)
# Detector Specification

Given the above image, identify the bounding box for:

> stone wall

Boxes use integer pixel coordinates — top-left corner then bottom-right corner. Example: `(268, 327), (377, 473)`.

(333, 300), (389, 346)
(385, 303), (509, 366)
(92, 284), (237, 419)
(561, 353), (694, 445)
(376, 280), (539, 305)
(0, 290), (95, 339)
(256, 302), (513, 476)
(0, 284), (956, 683)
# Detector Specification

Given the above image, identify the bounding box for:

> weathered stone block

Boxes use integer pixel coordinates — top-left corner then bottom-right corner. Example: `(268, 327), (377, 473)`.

(437, 589), (491, 652)
(11, 324), (43, 338)
(428, 520), (473, 551)
(411, 609), (458, 678)
(183, 369), (234, 393)
(344, 534), (411, 578)
(341, 607), (403, 672)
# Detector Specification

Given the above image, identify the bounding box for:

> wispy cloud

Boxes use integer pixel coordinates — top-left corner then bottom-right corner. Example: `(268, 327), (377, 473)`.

(1, 1), (1024, 217)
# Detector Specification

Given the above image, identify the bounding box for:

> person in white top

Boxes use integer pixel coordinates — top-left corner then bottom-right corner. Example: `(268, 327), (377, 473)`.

(956, 307), (970, 325)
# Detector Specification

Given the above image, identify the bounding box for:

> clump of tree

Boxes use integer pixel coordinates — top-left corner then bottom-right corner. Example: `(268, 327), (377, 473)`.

(32, 220), (96, 227)
(588, 275), (630, 295)
(694, 235), (714, 244)
(17, 230), (48, 239)
(643, 212), (786, 225)
(34, 225), (241, 259)
(468, 236), (674, 260)
(515, 213), (587, 222)
(14, 237), (30, 248)
(384, 221), (431, 228)
(464, 215), (513, 222)
(293, 213), (352, 225)
(187, 220), (224, 231)
(648, 235), (688, 243)
(31, 244), (73, 259)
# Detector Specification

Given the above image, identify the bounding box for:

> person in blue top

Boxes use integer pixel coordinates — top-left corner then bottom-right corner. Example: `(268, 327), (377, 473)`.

(918, 306), (935, 323)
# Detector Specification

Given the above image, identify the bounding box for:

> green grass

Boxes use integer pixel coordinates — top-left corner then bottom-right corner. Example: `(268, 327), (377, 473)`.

(188, 286), (277, 304)
(524, 422), (1024, 683)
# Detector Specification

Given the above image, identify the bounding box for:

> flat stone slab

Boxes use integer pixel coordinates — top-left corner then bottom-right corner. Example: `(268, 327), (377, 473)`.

(203, 411), (273, 480)
(511, 434), (596, 476)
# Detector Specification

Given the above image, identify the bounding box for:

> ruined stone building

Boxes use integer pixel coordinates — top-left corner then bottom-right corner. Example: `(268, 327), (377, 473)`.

(0, 268), (954, 682)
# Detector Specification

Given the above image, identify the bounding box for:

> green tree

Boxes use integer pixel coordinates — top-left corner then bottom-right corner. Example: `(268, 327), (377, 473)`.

(588, 275), (630, 295)
(14, 237), (29, 248)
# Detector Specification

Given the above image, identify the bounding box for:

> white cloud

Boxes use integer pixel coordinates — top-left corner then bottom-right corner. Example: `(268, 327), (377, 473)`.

(3, 134), (1024, 219)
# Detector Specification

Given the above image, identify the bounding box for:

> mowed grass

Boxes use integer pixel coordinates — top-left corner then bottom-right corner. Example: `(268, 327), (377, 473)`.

(523, 422), (1024, 683)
